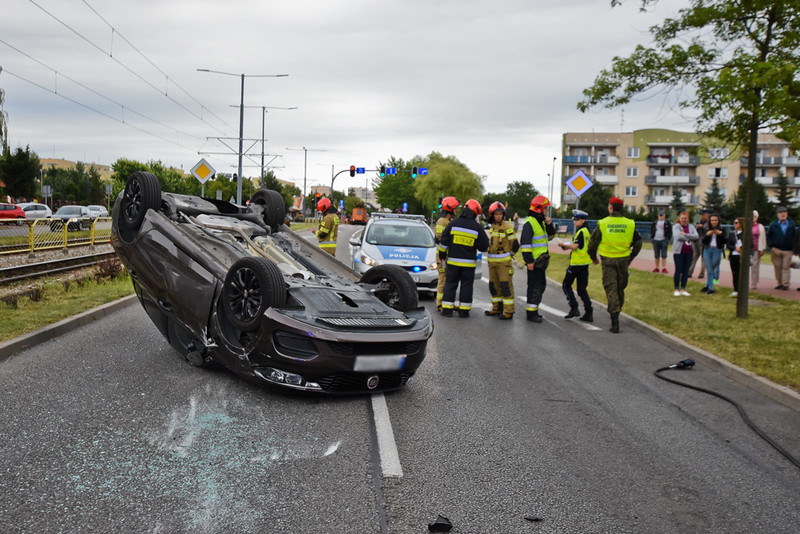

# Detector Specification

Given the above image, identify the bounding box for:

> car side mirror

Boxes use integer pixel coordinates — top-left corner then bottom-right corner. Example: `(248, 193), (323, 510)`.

(349, 235), (361, 247)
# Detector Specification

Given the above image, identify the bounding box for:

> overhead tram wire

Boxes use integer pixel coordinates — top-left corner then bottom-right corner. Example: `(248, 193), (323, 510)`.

(2, 68), (202, 154)
(26, 0), (232, 137)
(0, 39), (204, 145)
(79, 0), (232, 133)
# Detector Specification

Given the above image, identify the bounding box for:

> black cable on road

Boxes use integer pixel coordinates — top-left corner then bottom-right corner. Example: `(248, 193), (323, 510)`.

(655, 359), (800, 470)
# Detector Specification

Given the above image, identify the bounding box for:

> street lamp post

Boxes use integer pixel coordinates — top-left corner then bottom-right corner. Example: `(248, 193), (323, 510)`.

(287, 146), (325, 214)
(548, 156), (557, 216)
(236, 105), (297, 184)
(197, 69), (288, 205)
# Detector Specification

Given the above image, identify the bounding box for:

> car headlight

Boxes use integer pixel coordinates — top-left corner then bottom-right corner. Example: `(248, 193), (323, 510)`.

(361, 254), (380, 266)
(429, 261), (439, 270)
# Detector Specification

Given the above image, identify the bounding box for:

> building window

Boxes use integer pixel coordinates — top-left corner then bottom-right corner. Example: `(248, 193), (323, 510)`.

(625, 186), (638, 197)
(627, 147), (640, 158)
(626, 167), (639, 177)
(597, 167), (610, 176)
(708, 167), (728, 179)
(709, 147), (730, 159)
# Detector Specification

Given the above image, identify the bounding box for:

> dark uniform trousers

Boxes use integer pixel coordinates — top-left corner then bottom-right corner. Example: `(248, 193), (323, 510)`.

(562, 264), (591, 311)
(525, 266), (547, 311)
(600, 256), (629, 314)
(442, 266), (476, 310)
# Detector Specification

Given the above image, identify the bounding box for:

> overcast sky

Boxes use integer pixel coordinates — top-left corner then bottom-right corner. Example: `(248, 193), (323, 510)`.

(1, 0), (691, 203)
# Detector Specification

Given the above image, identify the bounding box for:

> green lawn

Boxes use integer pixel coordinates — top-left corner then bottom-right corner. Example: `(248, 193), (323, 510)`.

(545, 253), (800, 391)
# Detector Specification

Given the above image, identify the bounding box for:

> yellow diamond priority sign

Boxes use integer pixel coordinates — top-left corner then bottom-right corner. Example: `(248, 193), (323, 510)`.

(191, 158), (215, 184)
(566, 170), (593, 197)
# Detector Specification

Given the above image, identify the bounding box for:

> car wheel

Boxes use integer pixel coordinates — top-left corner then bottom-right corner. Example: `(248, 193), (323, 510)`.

(250, 189), (286, 231)
(222, 257), (287, 332)
(359, 265), (418, 312)
(15, 218), (24, 226)
(122, 171), (161, 231)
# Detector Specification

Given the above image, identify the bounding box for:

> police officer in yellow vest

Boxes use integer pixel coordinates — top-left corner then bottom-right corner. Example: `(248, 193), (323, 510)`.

(559, 209), (593, 322)
(520, 195), (556, 323)
(434, 196), (460, 311)
(485, 201), (519, 319)
(311, 197), (340, 256)
(587, 197), (642, 333)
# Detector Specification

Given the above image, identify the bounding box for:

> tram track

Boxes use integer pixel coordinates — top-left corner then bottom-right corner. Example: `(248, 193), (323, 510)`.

(0, 251), (120, 287)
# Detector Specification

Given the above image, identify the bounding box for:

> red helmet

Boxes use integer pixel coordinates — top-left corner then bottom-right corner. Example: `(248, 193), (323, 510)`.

(441, 196), (460, 213)
(488, 201), (506, 218)
(465, 199), (482, 216)
(530, 195), (550, 213)
(317, 197), (332, 212)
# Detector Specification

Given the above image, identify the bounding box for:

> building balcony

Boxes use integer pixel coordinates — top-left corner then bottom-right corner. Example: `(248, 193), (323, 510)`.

(564, 155), (620, 165)
(595, 175), (618, 185)
(739, 176), (778, 185)
(645, 175), (700, 185)
(646, 155), (701, 166)
(741, 156), (800, 167)
(645, 194), (700, 206)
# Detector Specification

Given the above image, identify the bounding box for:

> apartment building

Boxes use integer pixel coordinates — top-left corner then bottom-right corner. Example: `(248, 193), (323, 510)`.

(561, 129), (800, 213)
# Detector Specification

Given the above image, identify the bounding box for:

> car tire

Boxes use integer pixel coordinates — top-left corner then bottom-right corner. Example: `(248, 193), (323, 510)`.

(222, 257), (287, 332)
(359, 265), (419, 312)
(250, 189), (286, 231)
(49, 219), (63, 233)
(122, 171), (161, 231)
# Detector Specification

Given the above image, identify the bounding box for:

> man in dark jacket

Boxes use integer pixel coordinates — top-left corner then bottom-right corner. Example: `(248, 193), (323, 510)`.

(520, 195), (556, 323)
(766, 206), (797, 290)
(439, 199), (490, 317)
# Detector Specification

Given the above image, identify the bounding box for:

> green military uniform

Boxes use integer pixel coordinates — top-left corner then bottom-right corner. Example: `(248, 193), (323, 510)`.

(317, 212), (340, 256)
(587, 211), (642, 333)
(435, 213), (455, 309)
(486, 219), (518, 318)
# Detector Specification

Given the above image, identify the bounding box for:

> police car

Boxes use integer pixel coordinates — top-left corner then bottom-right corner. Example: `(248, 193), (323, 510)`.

(349, 213), (483, 293)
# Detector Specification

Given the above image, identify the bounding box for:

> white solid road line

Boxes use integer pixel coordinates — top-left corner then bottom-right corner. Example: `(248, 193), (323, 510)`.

(371, 393), (403, 478)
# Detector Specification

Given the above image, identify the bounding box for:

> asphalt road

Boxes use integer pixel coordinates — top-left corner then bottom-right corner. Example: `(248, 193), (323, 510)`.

(0, 225), (798, 533)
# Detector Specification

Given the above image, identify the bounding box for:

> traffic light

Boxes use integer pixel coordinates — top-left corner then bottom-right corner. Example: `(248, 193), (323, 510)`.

(411, 166), (418, 178)
(315, 192), (321, 209)
(380, 165), (386, 177)
(438, 196), (443, 209)
(349, 165), (356, 177)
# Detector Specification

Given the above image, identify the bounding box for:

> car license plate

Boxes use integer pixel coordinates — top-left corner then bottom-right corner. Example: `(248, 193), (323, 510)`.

(354, 354), (406, 372)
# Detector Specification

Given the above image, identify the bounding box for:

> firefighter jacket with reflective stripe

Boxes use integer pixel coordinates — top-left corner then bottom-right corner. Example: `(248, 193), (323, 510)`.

(317, 213), (340, 249)
(596, 216), (635, 258)
(487, 220), (518, 264)
(438, 212), (489, 268)
(570, 226), (591, 266)
(520, 214), (555, 265)
(435, 214), (454, 254)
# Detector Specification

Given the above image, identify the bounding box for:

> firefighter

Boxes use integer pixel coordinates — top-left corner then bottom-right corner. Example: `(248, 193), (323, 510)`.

(434, 196), (461, 311)
(520, 195), (556, 323)
(484, 201), (519, 320)
(311, 197), (340, 256)
(559, 209), (593, 322)
(587, 197), (642, 333)
(439, 199), (489, 318)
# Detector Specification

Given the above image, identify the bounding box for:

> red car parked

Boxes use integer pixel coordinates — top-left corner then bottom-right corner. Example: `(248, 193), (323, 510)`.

(0, 203), (26, 225)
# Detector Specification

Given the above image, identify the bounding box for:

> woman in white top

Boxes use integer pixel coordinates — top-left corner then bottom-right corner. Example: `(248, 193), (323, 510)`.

(671, 212), (700, 296)
(751, 210), (767, 289)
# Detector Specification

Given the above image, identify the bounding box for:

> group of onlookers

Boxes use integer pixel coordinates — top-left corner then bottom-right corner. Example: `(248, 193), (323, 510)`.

(651, 207), (799, 296)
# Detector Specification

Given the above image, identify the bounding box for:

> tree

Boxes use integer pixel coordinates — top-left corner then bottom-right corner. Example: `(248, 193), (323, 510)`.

(724, 180), (774, 223)
(575, 183), (612, 220)
(578, 0), (800, 318)
(774, 174), (796, 219)
(703, 178), (726, 218)
(670, 188), (686, 216)
(503, 181), (539, 218)
(412, 152), (484, 214)
(0, 145), (40, 200)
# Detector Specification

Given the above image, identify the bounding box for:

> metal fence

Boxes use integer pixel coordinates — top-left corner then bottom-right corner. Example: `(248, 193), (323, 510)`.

(551, 218), (734, 240)
(0, 217), (112, 255)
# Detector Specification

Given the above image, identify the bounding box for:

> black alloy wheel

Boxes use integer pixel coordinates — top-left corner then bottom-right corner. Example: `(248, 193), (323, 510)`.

(222, 257), (287, 332)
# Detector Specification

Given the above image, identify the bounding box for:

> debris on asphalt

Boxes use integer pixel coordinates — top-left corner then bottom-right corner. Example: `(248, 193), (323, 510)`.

(428, 514), (453, 532)
(524, 515), (544, 522)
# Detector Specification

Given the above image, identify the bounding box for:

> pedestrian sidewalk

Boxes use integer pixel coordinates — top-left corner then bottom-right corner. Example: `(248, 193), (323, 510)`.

(629, 248), (800, 302)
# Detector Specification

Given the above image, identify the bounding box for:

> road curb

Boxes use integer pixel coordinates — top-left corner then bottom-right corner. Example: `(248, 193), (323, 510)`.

(545, 274), (800, 412)
(0, 294), (138, 362)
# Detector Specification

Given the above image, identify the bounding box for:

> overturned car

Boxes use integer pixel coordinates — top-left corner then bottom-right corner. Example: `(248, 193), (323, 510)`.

(111, 172), (432, 394)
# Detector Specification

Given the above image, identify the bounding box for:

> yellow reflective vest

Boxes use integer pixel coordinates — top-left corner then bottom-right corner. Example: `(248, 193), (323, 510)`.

(597, 216), (635, 258)
(570, 226), (591, 266)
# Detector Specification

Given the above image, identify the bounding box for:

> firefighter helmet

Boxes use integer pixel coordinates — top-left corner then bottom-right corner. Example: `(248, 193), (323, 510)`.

(441, 196), (460, 213)
(465, 199), (482, 216)
(317, 197), (332, 212)
(529, 195), (550, 213)
(488, 201), (506, 218)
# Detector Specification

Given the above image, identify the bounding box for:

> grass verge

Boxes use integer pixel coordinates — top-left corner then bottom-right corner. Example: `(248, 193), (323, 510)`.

(545, 253), (800, 392)
(0, 272), (134, 341)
